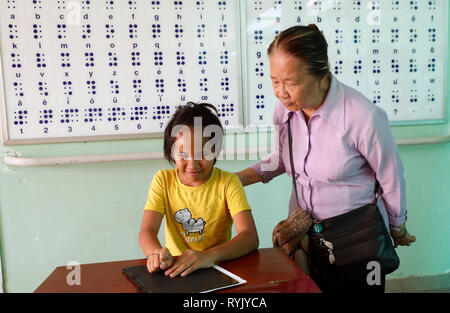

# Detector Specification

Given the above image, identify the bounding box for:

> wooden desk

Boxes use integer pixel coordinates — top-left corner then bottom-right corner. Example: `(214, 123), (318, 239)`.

(34, 248), (321, 293)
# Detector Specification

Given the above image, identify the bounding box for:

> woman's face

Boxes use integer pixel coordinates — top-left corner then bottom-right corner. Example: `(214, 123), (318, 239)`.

(269, 50), (327, 113)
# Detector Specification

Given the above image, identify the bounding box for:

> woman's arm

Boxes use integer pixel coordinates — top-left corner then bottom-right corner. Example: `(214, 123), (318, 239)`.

(236, 125), (287, 186)
(163, 210), (259, 278)
(235, 167), (264, 186)
(138, 210), (174, 273)
(358, 108), (415, 247)
(237, 102), (288, 186)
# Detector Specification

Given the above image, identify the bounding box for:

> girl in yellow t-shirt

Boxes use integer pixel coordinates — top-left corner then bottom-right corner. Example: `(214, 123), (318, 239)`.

(138, 102), (259, 278)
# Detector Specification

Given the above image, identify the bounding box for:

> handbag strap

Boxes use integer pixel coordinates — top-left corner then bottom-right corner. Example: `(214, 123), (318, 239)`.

(287, 113), (300, 207)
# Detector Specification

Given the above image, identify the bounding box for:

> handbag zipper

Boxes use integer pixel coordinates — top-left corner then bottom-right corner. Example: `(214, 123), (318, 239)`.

(311, 218), (382, 243)
(316, 231), (384, 263)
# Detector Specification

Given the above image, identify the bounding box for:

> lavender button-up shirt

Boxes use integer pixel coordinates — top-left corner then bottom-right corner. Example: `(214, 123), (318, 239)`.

(251, 75), (407, 227)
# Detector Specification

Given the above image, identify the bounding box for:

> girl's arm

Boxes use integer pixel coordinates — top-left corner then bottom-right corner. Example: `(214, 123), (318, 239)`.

(164, 210), (259, 278)
(138, 210), (174, 273)
(208, 210), (259, 261)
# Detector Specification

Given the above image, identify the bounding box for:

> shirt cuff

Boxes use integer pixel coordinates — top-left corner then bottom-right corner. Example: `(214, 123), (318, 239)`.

(250, 157), (283, 184)
(388, 212), (407, 227)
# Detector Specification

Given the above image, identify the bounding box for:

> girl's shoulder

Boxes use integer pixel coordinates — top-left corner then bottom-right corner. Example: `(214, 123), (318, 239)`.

(152, 168), (177, 184)
(213, 167), (241, 187)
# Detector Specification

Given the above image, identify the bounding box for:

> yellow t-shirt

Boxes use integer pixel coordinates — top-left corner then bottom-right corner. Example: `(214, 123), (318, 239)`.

(143, 167), (251, 256)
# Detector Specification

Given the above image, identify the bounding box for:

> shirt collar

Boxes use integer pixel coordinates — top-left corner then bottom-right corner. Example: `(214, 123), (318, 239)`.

(280, 74), (345, 130)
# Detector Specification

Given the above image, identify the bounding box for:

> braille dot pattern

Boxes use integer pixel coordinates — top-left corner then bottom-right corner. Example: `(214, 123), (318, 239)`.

(154, 51), (163, 66)
(217, 103), (234, 118)
(60, 108), (79, 124)
(108, 107), (126, 122)
(131, 106), (148, 121)
(152, 105), (170, 120)
(39, 109), (53, 124)
(13, 110), (28, 125)
(84, 108), (103, 123)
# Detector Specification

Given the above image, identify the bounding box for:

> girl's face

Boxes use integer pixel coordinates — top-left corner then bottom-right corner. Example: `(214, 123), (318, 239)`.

(172, 128), (215, 187)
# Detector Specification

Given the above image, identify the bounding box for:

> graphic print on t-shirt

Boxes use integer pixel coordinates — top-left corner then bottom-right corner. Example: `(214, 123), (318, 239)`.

(174, 208), (206, 237)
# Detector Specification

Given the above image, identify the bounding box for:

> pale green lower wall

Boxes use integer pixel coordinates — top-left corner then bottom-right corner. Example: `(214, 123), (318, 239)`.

(0, 136), (449, 292)
(393, 143), (450, 278)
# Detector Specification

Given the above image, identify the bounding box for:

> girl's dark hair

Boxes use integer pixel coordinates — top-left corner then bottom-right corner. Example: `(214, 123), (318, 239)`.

(267, 24), (330, 78)
(163, 102), (223, 164)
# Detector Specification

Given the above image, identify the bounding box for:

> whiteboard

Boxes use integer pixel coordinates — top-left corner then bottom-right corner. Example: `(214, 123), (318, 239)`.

(0, 1), (448, 145)
(244, 0), (448, 128)
(0, 0), (242, 144)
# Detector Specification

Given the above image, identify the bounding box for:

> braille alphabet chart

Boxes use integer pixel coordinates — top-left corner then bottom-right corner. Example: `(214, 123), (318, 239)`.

(0, 0), (241, 144)
(244, 0), (447, 127)
(0, 1), (448, 145)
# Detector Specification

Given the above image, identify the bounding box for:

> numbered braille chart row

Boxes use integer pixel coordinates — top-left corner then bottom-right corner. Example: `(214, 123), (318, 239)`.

(10, 105), (174, 138)
(12, 106), (158, 126)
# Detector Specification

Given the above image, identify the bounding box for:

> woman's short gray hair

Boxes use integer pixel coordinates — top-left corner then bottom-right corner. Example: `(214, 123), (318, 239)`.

(268, 24), (330, 79)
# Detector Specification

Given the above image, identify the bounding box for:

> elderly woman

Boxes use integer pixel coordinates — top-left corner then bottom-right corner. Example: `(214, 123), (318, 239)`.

(237, 24), (416, 293)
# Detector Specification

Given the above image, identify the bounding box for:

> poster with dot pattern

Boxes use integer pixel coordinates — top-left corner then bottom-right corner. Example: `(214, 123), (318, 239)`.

(0, 1), (448, 145)
(0, 0), (241, 144)
(245, 0), (447, 127)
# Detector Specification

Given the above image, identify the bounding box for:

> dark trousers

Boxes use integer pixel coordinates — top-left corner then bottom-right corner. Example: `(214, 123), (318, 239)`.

(309, 257), (386, 293)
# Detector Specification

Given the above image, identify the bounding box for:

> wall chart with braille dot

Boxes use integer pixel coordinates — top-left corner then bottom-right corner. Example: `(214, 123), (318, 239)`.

(0, 0), (241, 144)
(244, 0), (447, 128)
(0, 1), (448, 145)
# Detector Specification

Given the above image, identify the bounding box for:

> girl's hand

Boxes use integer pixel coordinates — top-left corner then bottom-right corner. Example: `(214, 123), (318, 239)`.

(390, 223), (416, 248)
(163, 249), (215, 278)
(146, 247), (175, 273)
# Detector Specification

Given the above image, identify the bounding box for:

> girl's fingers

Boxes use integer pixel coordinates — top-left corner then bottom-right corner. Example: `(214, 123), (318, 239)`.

(180, 263), (198, 277)
(166, 258), (193, 278)
(153, 255), (161, 270)
(163, 257), (181, 276)
(170, 262), (193, 278)
(146, 260), (153, 273)
(161, 256), (175, 270)
(147, 257), (159, 273)
(161, 248), (172, 261)
(165, 260), (184, 277)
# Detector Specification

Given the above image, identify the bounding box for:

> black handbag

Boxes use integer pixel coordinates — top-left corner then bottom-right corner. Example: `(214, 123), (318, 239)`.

(287, 115), (399, 288)
(308, 203), (400, 275)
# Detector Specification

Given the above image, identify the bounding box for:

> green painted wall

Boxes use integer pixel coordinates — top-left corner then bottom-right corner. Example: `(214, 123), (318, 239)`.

(2, 117), (449, 293)
(1, 124), (449, 293)
(1, 12), (449, 293)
